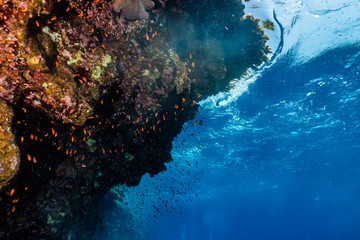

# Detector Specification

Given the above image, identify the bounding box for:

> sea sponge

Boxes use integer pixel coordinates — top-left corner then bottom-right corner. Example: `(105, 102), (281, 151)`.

(112, 0), (155, 20)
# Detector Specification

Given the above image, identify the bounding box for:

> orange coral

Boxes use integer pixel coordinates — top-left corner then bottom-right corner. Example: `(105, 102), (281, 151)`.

(112, 0), (154, 19)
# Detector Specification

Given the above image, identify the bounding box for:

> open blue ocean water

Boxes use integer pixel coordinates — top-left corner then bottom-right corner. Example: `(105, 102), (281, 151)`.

(93, 1), (360, 240)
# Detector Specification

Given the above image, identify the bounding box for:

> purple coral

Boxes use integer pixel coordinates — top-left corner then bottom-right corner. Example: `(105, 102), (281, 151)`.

(112, 0), (155, 20)
(0, 163), (3, 174)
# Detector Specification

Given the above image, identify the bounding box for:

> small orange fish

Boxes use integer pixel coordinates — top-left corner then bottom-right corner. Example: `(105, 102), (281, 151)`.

(35, 21), (40, 27)
(10, 189), (15, 196)
(78, 11), (84, 17)
(146, 34), (150, 41)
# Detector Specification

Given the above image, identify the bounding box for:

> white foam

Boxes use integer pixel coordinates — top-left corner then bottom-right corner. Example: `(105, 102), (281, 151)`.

(200, 73), (257, 109)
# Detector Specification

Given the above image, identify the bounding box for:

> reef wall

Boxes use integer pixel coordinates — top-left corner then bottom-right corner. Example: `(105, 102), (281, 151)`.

(0, 0), (269, 239)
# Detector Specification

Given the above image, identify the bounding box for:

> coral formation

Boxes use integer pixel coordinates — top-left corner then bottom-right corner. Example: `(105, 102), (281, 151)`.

(113, 0), (155, 19)
(113, 0), (130, 12)
(0, 0), (270, 239)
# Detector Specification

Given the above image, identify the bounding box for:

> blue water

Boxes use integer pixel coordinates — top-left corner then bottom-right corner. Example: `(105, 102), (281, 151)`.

(139, 45), (360, 240)
(94, 3), (360, 240)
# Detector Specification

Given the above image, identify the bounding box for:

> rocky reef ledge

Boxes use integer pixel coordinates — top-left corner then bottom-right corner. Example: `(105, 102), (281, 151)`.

(0, 0), (270, 239)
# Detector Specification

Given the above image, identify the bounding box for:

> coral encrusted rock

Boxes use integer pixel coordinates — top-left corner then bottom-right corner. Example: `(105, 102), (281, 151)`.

(113, 0), (155, 19)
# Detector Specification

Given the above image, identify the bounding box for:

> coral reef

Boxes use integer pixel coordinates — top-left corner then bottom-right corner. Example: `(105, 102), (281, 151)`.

(0, 0), (270, 239)
(113, 0), (155, 19)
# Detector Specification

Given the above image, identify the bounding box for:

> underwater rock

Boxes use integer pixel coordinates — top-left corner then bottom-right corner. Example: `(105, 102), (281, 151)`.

(0, 0), (269, 239)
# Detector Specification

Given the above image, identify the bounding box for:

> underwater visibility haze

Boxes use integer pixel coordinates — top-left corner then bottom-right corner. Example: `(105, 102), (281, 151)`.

(0, 0), (360, 239)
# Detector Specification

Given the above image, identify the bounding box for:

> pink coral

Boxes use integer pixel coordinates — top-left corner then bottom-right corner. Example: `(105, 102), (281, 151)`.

(112, 0), (155, 19)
